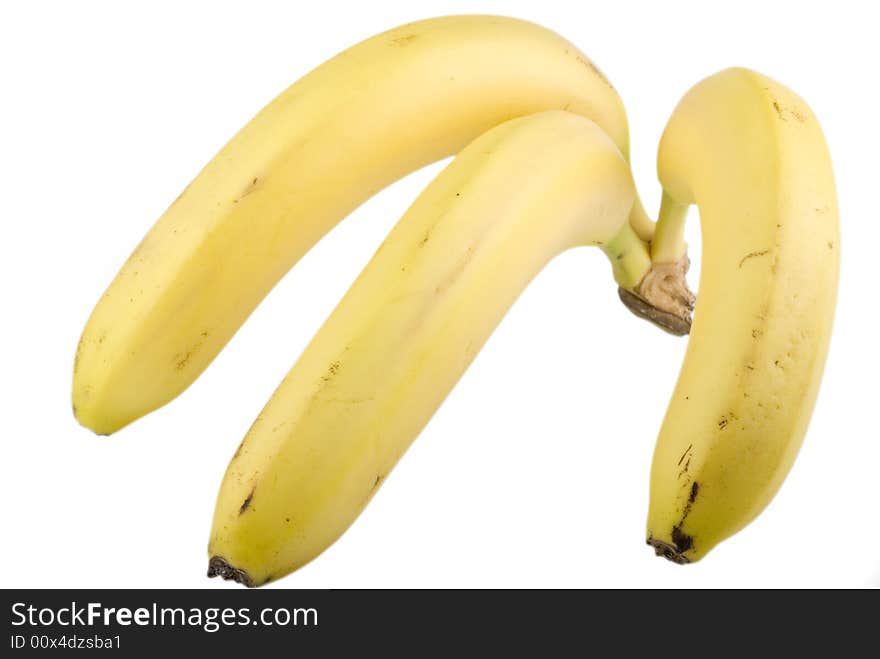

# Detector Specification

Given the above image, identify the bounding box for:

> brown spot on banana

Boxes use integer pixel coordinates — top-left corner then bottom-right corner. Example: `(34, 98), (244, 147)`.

(320, 361), (342, 383)
(239, 488), (255, 515)
(232, 177), (261, 204)
(739, 248), (771, 268)
(772, 99), (806, 123)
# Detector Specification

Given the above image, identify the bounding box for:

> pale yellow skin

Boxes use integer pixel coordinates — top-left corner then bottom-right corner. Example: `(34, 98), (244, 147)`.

(646, 68), (839, 561)
(208, 111), (646, 585)
(72, 14), (652, 435)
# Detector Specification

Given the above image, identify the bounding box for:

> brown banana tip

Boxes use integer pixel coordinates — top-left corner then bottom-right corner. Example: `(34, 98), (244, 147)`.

(618, 287), (692, 336)
(207, 556), (256, 588)
(646, 537), (692, 564)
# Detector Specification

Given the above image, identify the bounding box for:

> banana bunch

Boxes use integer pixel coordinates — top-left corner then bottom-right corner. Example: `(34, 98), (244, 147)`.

(73, 15), (839, 585)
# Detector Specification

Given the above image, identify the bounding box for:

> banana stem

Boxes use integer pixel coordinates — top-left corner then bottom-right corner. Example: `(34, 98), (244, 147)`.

(650, 191), (690, 263)
(614, 191), (696, 335)
(602, 220), (652, 289)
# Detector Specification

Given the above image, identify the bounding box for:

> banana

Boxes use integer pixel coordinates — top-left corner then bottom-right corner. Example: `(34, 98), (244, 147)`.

(207, 111), (650, 586)
(73, 14), (653, 435)
(645, 69), (839, 562)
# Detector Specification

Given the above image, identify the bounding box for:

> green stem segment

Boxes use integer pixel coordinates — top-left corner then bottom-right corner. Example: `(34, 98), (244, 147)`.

(650, 191), (690, 263)
(602, 220), (652, 290)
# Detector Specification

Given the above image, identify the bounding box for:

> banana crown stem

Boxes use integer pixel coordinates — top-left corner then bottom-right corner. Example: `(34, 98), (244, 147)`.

(618, 254), (695, 335)
(613, 191), (696, 335)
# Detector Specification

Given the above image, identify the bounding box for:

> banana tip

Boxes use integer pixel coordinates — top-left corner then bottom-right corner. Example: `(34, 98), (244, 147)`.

(646, 537), (692, 564)
(207, 556), (256, 588)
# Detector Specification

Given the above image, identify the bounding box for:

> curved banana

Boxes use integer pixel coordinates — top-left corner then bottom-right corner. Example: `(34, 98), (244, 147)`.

(73, 14), (652, 435)
(645, 69), (839, 562)
(207, 111), (649, 586)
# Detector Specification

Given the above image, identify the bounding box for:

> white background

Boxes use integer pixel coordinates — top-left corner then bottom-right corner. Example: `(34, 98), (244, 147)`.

(2, 0), (877, 588)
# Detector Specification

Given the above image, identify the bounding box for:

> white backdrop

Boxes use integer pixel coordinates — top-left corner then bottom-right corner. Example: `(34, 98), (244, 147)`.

(1, 0), (877, 588)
